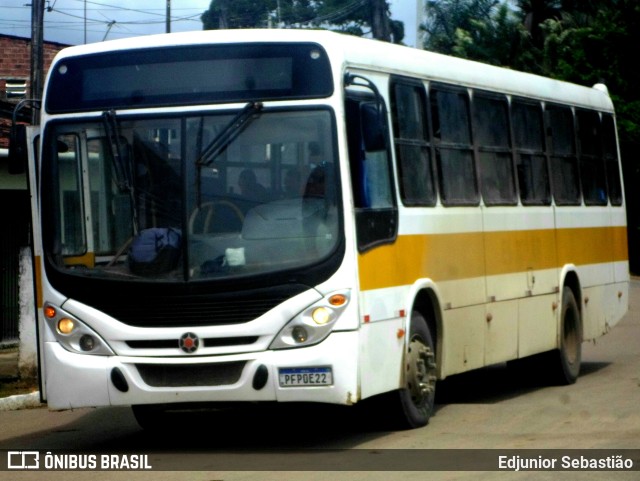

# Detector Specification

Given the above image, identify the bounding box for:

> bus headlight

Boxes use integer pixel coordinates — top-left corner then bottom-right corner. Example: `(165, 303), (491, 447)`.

(269, 290), (350, 349)
(44, 302), (114, 356)
(311, 307), (331, 325)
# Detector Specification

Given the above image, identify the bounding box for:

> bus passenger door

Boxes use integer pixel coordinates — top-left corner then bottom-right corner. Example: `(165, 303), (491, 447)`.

(344, 84), (406, 399)
(345, 96), (397, 252)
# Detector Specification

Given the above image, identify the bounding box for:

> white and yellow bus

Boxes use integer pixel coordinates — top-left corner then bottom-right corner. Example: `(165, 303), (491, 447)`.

(18, 29), (628, 429)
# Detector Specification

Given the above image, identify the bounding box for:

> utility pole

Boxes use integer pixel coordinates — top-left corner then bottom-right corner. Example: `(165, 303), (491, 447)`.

(30, 0), (45, 124)
(416, 0), (424, 48)
(370, 0), (391, 41)
(219, 0), (229, 28)
(166, 0), (171, 33)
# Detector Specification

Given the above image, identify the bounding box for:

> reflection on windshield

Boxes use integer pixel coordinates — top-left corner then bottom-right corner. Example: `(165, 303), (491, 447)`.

(45, 109), (340, 282)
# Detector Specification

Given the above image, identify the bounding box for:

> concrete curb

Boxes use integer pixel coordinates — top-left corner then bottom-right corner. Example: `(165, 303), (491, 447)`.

(0, 391), (43, 411)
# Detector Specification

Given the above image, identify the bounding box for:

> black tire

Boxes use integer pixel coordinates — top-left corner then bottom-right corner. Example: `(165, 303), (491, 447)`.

(553, 288), (582, 384)
(381, 311), (437, 430)
(131, 404), (170, 431)
(508, 289), (582, 386)
(533, 288), (582, 385)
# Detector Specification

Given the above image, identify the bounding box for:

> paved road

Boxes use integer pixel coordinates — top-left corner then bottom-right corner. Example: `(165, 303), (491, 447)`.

(1, 280), (640, 481)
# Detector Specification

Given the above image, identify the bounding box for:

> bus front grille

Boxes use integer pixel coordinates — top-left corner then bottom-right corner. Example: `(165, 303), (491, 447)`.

(135, 361), (246, 387)
(126, 337), (259, 349)
(87, 286), (306, 327)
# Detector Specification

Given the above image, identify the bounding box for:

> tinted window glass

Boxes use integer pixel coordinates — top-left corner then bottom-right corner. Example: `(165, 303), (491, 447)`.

(547, 105), (580, 205)
(602, 114), (623, 205)
(346, 96), (397, 252)
(391, 81), (436, 206)
(512, 100), (550, 205)
(473, 94), (515, 205)
(577, 109), (607, 205)
(431, 85), (477, 205)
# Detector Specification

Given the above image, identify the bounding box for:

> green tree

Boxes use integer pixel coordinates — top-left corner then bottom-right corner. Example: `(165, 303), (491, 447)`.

(422, 0), (500, 55)
(201, 0), (276, 29)
(539, 1), (640, 143)
(422, 0), (534, 70)
(201, 0), (404, 44)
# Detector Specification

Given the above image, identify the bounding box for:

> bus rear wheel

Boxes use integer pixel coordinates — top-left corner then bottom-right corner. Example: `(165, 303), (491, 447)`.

(551, 288), (582, 384)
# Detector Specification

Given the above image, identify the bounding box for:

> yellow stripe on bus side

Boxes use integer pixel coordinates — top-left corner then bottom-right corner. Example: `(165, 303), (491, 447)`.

(35, 255), (43, 308)
(358, 226), (628, 291)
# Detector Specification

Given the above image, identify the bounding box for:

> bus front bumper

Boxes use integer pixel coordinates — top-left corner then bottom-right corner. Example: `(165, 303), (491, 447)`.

(43, 330), (359, 410)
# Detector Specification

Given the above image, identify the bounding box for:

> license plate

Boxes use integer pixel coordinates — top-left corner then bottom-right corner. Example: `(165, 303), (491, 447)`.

(278, 367), (333, 387)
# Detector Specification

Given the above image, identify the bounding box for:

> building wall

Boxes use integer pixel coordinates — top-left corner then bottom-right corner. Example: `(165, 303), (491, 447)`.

(0, 34), (68, 370)
(0, 34), (69, 150)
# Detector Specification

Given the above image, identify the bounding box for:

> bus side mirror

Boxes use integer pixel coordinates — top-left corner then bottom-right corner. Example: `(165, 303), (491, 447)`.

(8, 123), (27, 175)
(360, 102), (387, 152)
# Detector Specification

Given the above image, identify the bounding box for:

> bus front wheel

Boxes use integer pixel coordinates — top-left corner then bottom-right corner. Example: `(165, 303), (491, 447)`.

(385, 311), (437, 429)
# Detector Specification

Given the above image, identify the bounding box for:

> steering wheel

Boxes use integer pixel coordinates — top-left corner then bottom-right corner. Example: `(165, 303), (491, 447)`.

(189, 200), (245, 234)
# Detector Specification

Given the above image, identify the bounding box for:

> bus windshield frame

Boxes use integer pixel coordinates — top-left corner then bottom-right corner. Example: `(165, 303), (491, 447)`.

(40, 106), (343, 288)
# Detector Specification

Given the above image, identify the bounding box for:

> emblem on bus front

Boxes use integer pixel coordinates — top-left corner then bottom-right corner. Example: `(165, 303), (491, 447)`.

(179, 332), (200, 353)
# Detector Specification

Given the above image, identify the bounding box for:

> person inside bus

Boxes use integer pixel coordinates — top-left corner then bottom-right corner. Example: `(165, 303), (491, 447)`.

(238, 168), (269, 203)
(282, 168), (304, 198)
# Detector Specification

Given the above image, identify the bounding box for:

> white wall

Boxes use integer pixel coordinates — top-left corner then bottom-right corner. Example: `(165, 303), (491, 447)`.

(18, 247), (37, 379)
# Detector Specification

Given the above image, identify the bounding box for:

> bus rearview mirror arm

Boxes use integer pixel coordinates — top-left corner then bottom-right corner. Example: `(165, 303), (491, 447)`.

(8, 99), (41, 175)
(344, 73), (388, 152)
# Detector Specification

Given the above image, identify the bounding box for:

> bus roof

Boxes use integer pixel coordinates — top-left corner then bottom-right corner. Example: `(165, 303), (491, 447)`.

(52, 29), (614, 112)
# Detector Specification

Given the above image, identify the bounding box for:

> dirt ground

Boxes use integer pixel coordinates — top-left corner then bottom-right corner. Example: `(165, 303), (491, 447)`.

(0, 346), (38, 398)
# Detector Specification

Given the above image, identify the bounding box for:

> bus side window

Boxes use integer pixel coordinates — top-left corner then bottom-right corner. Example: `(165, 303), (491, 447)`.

(576, 109), (607, 205)
(390, 79), (436, 206)
(546, 105), (580, 205)
(472, 93), (516, 205)
(430, 84), (478, 205)
(512, 99), (551, 205)
(602, 113), (623, 205)
(345, 96), (397, 252)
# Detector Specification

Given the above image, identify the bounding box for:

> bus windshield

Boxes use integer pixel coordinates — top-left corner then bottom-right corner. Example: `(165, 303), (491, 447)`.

(42, 108), (340, 282)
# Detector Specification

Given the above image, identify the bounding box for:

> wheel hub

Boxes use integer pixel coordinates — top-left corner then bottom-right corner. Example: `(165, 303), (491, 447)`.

(407, 338), (437, 405)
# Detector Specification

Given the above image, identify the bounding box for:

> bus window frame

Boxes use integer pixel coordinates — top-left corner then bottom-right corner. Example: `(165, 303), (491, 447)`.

(389, 76), (437, 208)
(429, 82), (480, 207)
(470, 89), (518, 207)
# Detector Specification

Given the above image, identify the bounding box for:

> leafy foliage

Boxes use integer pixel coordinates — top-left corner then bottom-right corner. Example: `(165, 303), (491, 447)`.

(199, 1), (640, 146)
(201, 0), (404, 44)
(422, 0), (640, 145)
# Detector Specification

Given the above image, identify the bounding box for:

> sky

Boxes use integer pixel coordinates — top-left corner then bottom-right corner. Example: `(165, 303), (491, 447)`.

(0, 0), (420, 48)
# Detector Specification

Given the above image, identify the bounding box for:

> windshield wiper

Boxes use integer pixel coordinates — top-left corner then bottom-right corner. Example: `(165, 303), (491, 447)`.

(102, 109), (139, 234)
(195, 101), (263, 207)
(196, 101), (263, 167)
(103, 109), (131, 191)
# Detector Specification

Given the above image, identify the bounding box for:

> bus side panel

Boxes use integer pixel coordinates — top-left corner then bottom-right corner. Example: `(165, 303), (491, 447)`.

(518, 293), (559, 358)
(581, 281), (628, 340)
(555, 206), (626, 341)
(484, 299), (518, 366)
(356, 281), (408, 400)
(440, 304), (486, 377)
(612, 209), (630, 285)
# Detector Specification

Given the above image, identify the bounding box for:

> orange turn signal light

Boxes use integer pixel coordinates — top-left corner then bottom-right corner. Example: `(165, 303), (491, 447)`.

(328, 294), (347, 307)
